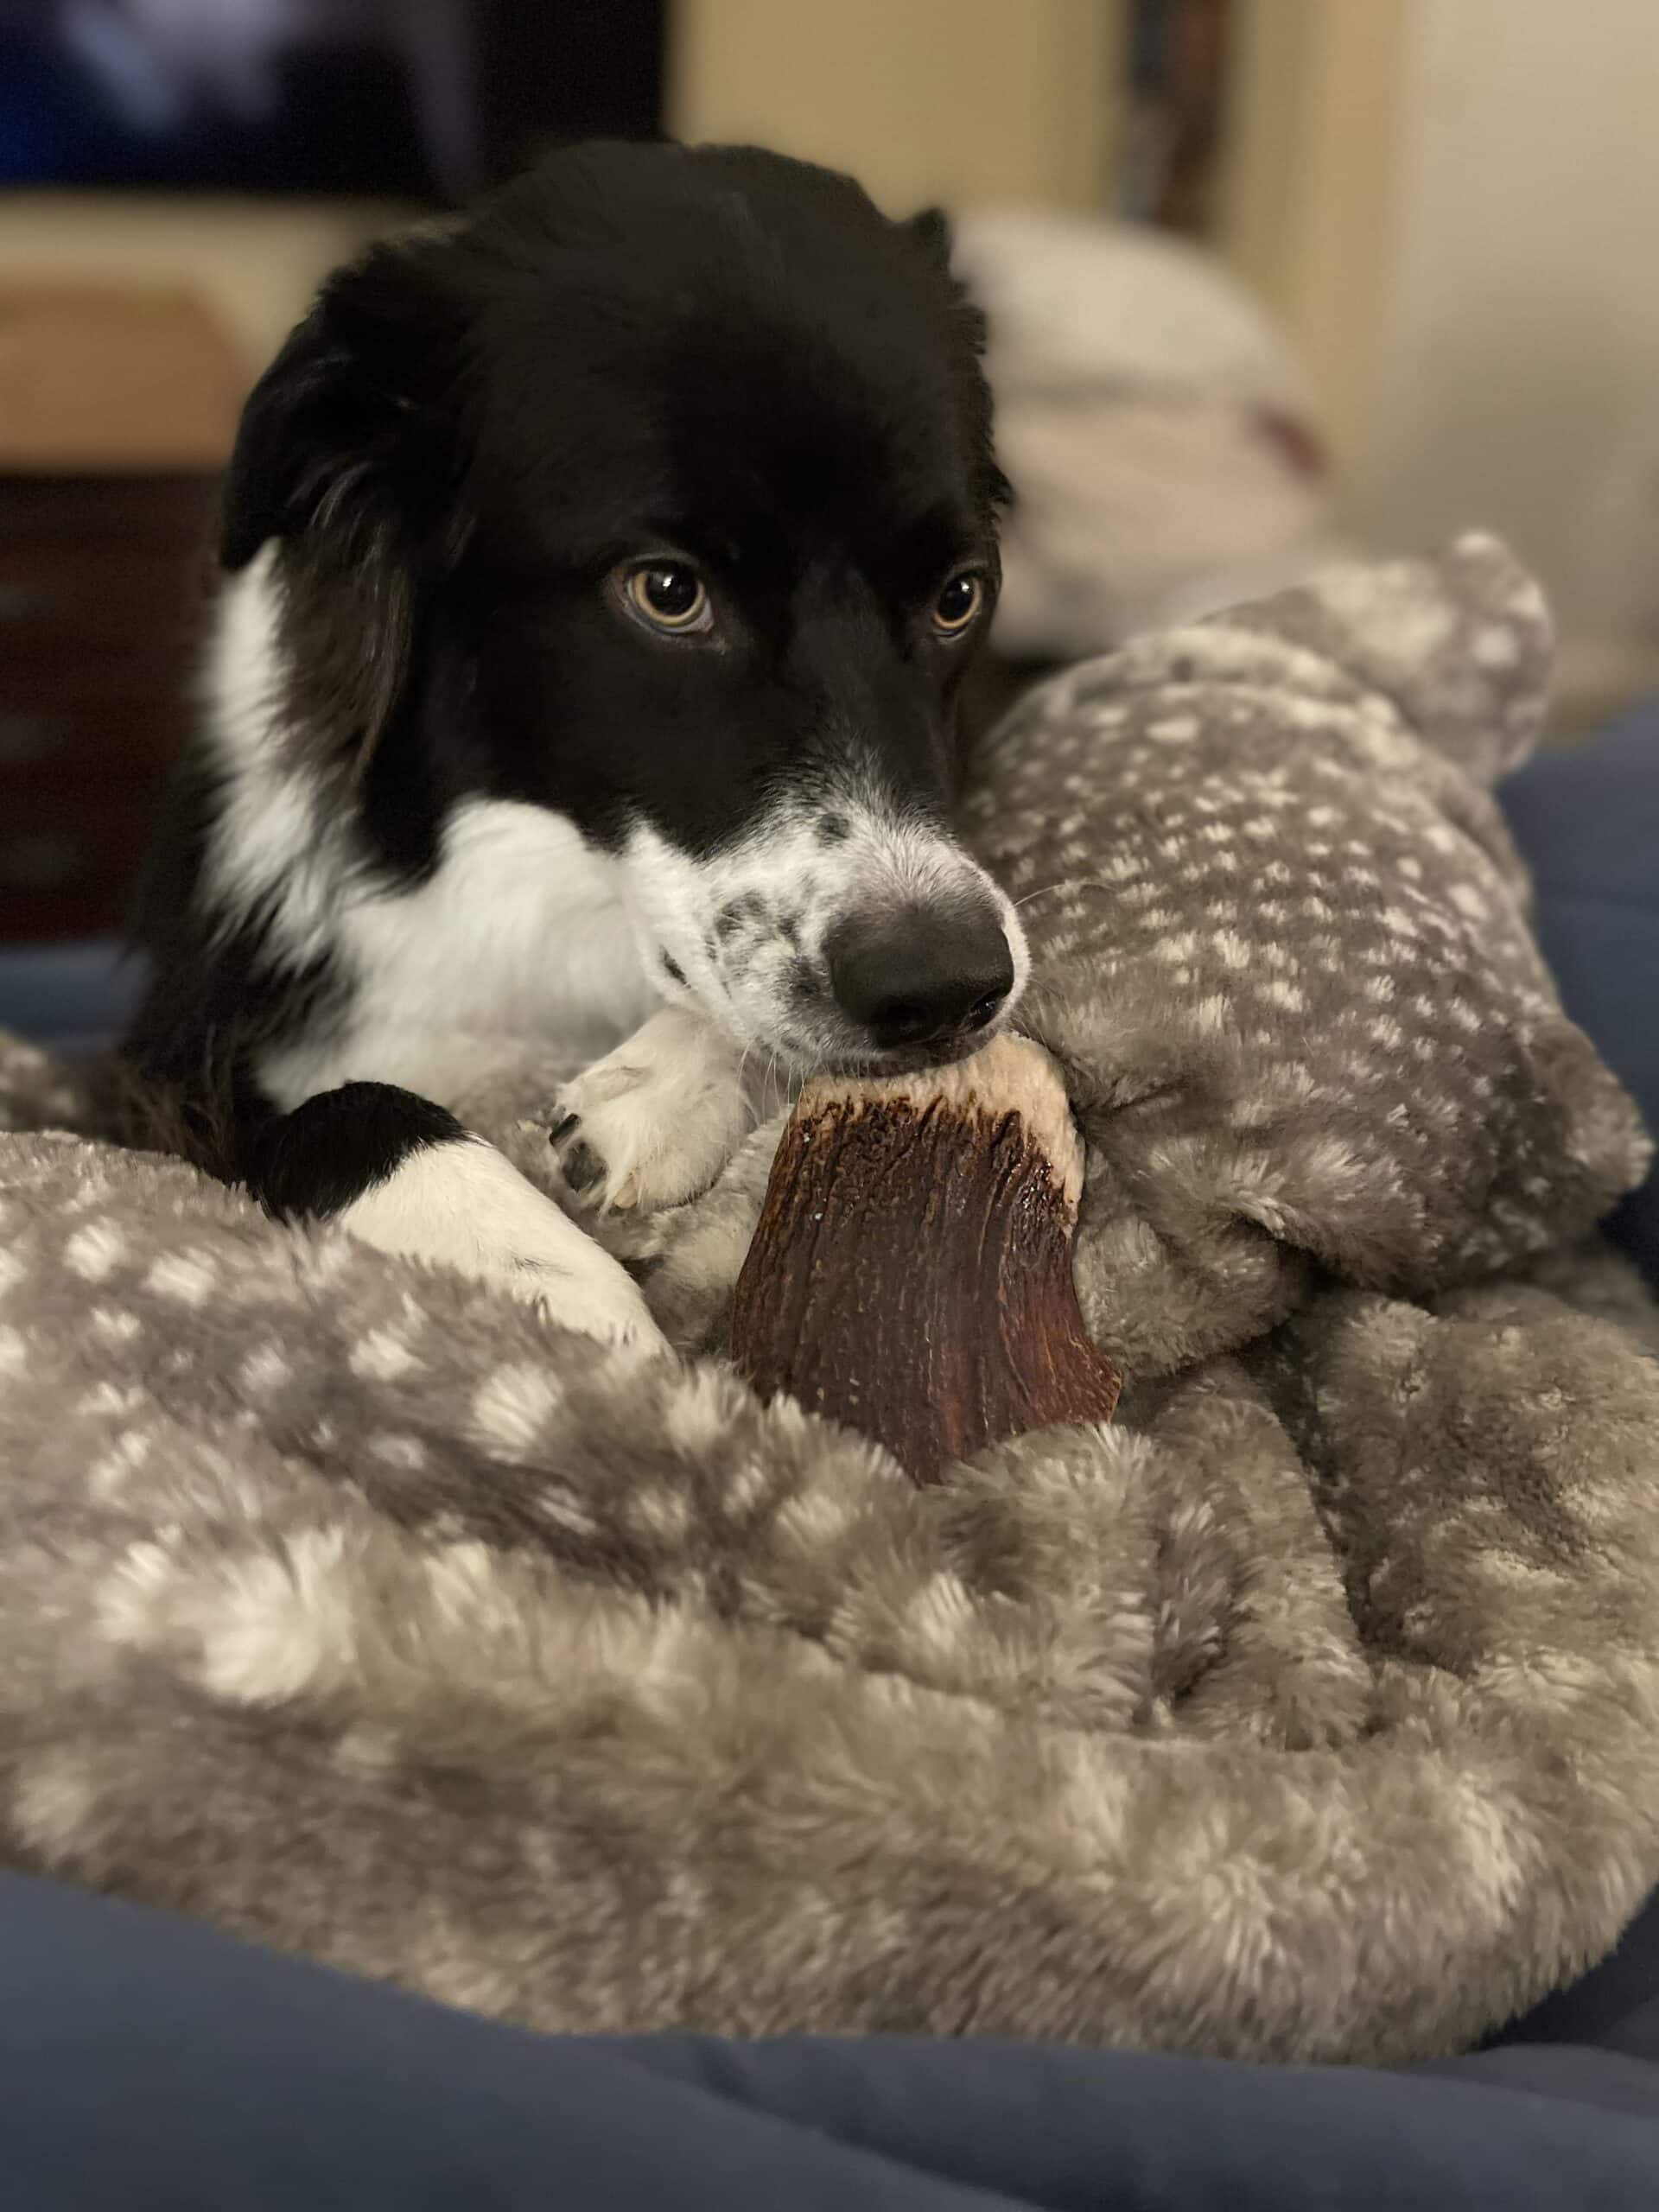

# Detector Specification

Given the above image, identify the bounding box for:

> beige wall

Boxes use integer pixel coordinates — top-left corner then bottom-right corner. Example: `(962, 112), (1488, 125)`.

(670, 0), (1120, 218)
(0, 197), (406, 387)
(1217, 0), (1411, 474)
(1217, 0), (1659, 707)
(1351, 0), (1659, 643)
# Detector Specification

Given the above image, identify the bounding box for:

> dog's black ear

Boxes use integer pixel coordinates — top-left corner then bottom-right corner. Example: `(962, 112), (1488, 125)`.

(902, 204), (1003, 510)
(905, 207), (956, 270)
(220, 240), (468, 777)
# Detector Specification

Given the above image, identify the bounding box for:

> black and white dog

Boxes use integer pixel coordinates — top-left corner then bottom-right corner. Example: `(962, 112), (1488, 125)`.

(124, 141), (1027, 1351)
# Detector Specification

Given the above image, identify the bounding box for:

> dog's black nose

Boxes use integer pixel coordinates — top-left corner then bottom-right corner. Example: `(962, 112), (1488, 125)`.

(828, 906), (1015, 1054)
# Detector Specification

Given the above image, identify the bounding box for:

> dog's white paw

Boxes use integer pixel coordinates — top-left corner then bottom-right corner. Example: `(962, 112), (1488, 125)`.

(501, 1232), (664, 1354)
(549, 1007), (753, 1214)
(338, 1134), (667, 1354)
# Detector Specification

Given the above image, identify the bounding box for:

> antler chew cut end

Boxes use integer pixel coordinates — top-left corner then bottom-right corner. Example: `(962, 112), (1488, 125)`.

(730, 1034), (1121, 1482)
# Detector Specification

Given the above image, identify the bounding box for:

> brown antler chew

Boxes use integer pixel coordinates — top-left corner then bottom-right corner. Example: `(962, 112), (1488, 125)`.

(729, 1033), (1122, 1484)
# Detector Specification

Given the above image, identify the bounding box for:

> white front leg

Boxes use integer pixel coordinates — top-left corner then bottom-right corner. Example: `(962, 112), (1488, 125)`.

(548, 1007), (763, 1212)
(338, 1133), (667, 1351)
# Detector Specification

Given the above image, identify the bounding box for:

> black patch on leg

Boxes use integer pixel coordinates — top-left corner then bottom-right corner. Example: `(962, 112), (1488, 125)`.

(245, 1081), (469, 1224)
(558, 1138), (604, 1192)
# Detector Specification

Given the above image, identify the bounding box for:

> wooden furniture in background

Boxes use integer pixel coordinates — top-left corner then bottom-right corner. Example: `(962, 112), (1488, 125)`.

(0, 473), (219, 941)
(0, 287), (239, 943)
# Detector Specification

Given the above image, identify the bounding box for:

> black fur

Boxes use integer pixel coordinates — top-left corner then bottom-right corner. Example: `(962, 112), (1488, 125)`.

(245, 1084), (468, 1224)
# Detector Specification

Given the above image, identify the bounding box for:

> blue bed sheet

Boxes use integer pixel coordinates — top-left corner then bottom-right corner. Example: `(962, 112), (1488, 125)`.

(0, 933), (144, 1054)
(1501, 700), (1659, 1282)
(3, 1871), (1658, 2211)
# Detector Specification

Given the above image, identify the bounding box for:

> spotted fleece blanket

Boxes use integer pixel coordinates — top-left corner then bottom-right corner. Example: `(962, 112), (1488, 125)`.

(1, 533), (1656, 2067)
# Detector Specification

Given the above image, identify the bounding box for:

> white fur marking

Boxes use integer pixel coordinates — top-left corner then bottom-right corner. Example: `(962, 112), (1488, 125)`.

(145, 1253), (218, 1306)
(369, 1433), (429, 1470)
(472, 1363), (563, 1458)
(196, 1529), (359, 1705)
(258, 800), (657, 1110)
(65, 1224), (127, 1282)
(350, 1328), (419, 1383)
(90, 1305), (143, 1344)
(335, 1137), (665, 1351)
(662, 1367), (735, 1455)
(239, 1345), (292, 1395)
(204, 551), (339, 964)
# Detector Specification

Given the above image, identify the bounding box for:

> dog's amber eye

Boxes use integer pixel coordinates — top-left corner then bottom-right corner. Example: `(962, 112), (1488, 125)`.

(932, 571), (984, 636)
(623, 563), (712, 634)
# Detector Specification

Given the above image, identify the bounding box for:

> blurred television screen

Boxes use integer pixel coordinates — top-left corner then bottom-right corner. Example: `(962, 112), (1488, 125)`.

(0, 0), (664, 200)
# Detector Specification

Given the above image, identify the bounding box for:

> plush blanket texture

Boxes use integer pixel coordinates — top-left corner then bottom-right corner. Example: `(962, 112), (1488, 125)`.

(2, 536), (1656, 2067)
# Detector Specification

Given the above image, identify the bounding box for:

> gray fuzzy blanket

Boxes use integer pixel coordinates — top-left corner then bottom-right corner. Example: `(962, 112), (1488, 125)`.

(3, 534), (1658, 2067)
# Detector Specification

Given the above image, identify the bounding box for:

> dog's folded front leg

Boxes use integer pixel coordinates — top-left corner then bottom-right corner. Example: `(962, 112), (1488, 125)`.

(247, 1082), (665, 1351)
(548, 1006), (763, 1213)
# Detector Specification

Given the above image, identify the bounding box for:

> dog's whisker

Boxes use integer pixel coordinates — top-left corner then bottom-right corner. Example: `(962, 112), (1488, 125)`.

(736, 1034), (764, 1110)
(1014, 878), (1141, 912)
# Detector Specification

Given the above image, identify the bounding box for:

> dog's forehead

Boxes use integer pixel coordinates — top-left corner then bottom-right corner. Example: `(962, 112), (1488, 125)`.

(460, 156), (994, 580)
(473, 291), (985, 576)
(675, 310), (981, 544)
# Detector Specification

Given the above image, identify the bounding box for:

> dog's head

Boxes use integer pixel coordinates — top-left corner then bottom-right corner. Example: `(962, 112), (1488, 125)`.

(221, 139), (1027, 1071)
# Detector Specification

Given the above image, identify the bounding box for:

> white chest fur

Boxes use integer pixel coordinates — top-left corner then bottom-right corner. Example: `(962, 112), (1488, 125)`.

(204, 554), (660, 1114)
(258, 799), (662, 1110)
